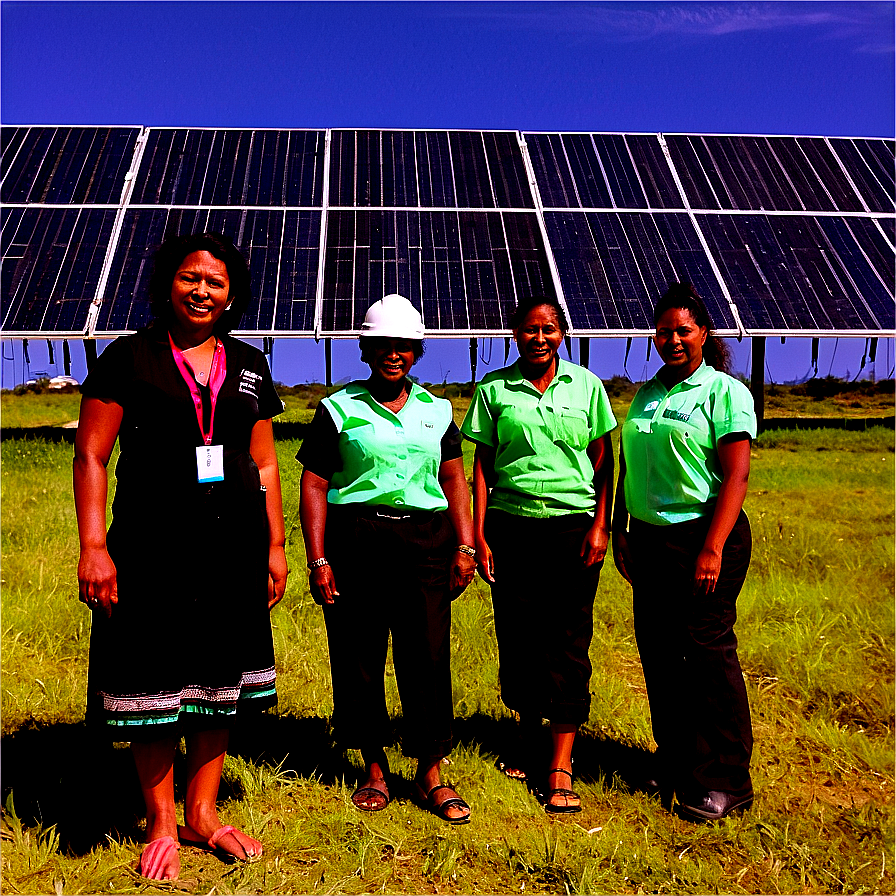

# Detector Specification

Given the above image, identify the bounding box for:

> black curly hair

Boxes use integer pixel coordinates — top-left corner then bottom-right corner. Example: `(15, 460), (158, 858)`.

(148, 232), (251, 335)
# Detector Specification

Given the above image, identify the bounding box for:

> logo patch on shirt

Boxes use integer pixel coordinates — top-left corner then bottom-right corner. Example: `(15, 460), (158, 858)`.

(663, 408), (691, 423)
(238, 369), (262, 398)
(644, 400), (660, 412)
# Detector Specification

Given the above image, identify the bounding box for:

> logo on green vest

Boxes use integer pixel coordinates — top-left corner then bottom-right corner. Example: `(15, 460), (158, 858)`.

(662, 408), (691, 423)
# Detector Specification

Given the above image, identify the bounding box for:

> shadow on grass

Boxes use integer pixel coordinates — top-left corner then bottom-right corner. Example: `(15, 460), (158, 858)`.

(1, 712), (655, 855)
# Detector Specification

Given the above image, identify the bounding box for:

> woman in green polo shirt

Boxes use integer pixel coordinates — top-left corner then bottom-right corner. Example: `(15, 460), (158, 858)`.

(461, 296), (616, 814)
(613, 282), (756, 823)
(298, 294), (477, 825)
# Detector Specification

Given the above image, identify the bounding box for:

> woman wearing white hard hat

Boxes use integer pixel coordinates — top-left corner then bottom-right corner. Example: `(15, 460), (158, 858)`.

(298, 294), (477, 824)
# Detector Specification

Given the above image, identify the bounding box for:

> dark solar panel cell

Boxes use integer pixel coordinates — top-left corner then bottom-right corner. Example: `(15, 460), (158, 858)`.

(319, 210), (549, 333)
(415, 131), (455, 207)
(95, 209), (285, 332)
(1, 127), (139, 205)
(707, 137), (771, 210)
(817, 217), (894, 328)
(450, 132), (494, 209)
(525, 133), (578, 208)
(275, 211), (321, 331)
(562, 134), (612, 208)
(381, 131), (418, 207)
(354, 130), (382, 207)
(627, 136), (682, 209)
(699, 214), (881, 331)
(665, 136), (724, 210)
(482, 131), (533, 209)
(797, 138), (864, 213)
(2, 207), (116, 331)
(829, 138), (895, 213)
(132, 129), (323, 207)
(592, 134), (647, 209)
(544, 211), (732, 331)
(767, 138), (832, 212)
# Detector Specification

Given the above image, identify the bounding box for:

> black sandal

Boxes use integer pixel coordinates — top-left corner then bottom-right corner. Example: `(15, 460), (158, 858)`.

(542, 768), (582, 815)
(414, 782), (472, 825)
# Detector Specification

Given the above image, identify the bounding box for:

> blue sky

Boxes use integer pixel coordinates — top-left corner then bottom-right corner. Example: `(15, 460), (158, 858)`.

(2, 1), (894, 386)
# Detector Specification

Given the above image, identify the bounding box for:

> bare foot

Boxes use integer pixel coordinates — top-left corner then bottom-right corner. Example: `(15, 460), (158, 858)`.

(139, 835), (180, 880)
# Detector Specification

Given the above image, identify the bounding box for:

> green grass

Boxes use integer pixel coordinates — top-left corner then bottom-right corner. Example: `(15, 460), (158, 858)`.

(1, 396), (893, 894)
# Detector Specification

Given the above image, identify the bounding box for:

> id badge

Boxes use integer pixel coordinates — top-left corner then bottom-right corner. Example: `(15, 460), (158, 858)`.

(196, 445), (224, 483)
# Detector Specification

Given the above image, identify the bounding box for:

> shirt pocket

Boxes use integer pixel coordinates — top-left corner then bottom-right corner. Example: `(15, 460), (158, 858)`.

(553, 406), (591, 450)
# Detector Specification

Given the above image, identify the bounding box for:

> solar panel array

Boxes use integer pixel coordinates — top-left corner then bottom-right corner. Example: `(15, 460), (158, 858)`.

(2, 126), (893, 338)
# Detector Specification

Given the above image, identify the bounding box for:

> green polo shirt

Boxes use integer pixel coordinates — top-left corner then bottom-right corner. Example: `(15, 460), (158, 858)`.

(461, 359), (616, 518)
(622, 362), (757, 526)
(314, 381), (455, 511)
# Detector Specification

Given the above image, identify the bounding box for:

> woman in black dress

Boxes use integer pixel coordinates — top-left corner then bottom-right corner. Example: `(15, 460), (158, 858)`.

(74, 232), (287, 879)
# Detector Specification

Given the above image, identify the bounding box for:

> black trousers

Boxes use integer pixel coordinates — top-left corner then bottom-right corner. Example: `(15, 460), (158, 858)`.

(628, 511), (753, 797)
(322, 504), (455, 759)
(485, 510), (603, 726)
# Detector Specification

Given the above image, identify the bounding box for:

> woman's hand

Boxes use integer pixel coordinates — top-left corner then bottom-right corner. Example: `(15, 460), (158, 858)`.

(309, 564), (339, 606)
(612, 529), (633, 585)
(580, 523), (608, 567)
(693, 546), (722, 595)
(77, 546), (118, 618)
(475, 535), (495, 583)
(449, 549), (477, 597)
(267, 545), (289, 609)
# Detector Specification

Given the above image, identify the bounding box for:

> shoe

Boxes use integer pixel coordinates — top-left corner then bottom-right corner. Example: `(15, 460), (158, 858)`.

(414, 782), (472, 825)
(178, 824), (261, 862)
(676, 790), (754, 822)
(138, 835), (180, 881)
(351, 784), (390, 812)
(542, 768), (582, 815)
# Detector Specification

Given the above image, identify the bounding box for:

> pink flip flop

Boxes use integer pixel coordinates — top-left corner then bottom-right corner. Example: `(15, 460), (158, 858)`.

(138, 835), (180, 881)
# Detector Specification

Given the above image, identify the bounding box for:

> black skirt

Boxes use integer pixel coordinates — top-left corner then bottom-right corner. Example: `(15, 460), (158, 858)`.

(87, 453), (276, 739)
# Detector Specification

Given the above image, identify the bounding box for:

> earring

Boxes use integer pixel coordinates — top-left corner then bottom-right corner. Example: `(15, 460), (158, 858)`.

(225, 303), (233, 311)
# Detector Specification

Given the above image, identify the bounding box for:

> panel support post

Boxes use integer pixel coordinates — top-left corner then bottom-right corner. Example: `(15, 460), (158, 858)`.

(579, 337), (590, 370)
(84, 339), (98, 373)
(63, 340), (71, 376)
(470, 338), (478, 386)
(750, 336), (766, 433)
(325, 338), (332, 389)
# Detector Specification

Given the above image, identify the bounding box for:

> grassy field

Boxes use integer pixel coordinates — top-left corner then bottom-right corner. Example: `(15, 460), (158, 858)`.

(1, 386), (893, 895)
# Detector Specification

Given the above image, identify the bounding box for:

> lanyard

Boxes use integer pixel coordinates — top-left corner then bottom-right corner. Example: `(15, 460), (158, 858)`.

(169, 334), (227, 445)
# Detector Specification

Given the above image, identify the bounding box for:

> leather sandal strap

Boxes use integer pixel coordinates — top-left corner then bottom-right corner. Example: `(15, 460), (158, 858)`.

(548, 768), (573, 778)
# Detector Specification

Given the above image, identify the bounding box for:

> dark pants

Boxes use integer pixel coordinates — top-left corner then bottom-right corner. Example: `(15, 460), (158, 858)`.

(485, 510), (603, 726)
(628, 511), (753, 797)
(322, 504), (455, 758)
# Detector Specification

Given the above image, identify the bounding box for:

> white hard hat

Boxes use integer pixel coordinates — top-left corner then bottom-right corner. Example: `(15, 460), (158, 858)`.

(359, 294), (424, 340)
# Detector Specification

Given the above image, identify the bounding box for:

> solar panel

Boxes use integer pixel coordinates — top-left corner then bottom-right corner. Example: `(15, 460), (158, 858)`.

(697, 214), (891, 331)
(1, 126), (140, 205)
(130, 129), (325, 206)
(829, 138), (896, 214)
(525, 133), (682, 210)
(1, 127), (893, 339)
(664, 135), (868, 212)
(544, 211), (736, 331)
(94, 208), (311, 334)
(2, 206), (117, 332)
(319, 210), (554, 333)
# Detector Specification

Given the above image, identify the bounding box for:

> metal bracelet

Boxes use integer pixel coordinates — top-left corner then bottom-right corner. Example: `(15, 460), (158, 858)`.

(308, 557), (330, 570)
(455, 545), (476, 557)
